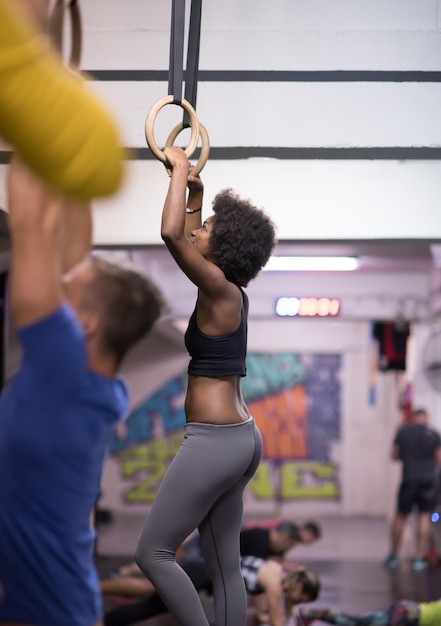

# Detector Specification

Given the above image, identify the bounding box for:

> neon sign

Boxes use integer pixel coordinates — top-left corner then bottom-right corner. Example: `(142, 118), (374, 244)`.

(276, 297), (340, 317)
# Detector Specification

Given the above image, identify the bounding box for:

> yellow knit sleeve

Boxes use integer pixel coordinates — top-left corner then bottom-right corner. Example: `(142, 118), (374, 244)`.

(0, 0), (126, 200)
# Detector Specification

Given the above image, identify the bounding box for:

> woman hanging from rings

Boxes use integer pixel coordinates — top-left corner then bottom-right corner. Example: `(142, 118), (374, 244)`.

(134, 145), (276, 626)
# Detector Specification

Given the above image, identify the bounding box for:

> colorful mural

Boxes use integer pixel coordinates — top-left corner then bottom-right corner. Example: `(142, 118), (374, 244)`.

(109, 353), (341, 503)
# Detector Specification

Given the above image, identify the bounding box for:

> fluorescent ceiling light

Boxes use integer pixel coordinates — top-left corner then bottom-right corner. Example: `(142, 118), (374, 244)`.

(263, 256), (359, 272)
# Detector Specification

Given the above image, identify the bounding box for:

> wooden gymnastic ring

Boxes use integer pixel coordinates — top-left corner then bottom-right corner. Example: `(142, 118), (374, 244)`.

(49, 0), (82, 69)
(145, 96), (200, 163)
(165, 122), (210, 176)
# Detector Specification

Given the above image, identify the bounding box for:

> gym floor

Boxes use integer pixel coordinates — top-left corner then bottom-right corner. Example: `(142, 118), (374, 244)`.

(96, 514), (441, 625)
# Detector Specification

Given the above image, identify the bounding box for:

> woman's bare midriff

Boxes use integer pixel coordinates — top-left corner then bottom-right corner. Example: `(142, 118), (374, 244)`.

(185, 374), (250, 424)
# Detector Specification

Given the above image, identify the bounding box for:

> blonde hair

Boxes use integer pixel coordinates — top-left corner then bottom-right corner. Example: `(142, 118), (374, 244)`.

(283, 566), (320, 619)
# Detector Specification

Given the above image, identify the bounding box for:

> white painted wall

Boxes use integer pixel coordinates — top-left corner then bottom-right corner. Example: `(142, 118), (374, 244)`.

(1, 158), (441, 244)
(79, 0), (441, 243)
(88, 80), (441, 148)
(87, 158), (441, 244)
(4, 0), (441, 243)
(80, 0), (441, 72)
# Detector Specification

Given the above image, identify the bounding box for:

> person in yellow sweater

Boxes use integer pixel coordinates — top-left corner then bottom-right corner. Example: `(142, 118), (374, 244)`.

(0, 0), (125, 199)
(296, 599), (441, 626)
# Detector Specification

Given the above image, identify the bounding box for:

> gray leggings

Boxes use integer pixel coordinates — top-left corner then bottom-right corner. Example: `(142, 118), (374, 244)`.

(135, 416), (262, 626)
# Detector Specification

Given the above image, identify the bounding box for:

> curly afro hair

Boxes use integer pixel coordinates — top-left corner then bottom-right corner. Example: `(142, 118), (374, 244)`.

(209, 189), (276, 287)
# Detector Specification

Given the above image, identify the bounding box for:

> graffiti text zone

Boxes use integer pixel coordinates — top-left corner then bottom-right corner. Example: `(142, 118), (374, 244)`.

(249, 460), (340, 500)
(116, 433), (184, 503)
(117, 437), (339, 503)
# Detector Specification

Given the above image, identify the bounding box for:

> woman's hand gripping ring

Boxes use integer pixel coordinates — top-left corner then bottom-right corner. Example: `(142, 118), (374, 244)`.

(165, 121), (210, 176)
(145, 96), (200, 163)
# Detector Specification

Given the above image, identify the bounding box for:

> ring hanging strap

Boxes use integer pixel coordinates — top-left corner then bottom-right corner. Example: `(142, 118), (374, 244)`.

(145, 0), (206, 166)
(183, 0), (202, 128)
(168, 0), (185, 104)
(49, 0), (82, 69)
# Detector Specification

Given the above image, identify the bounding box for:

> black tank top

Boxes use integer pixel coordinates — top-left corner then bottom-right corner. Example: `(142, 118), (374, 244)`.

(184, 289), (247, 377)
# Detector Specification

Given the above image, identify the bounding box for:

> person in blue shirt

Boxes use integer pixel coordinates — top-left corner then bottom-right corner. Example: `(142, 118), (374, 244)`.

(0, 160), (163, 626)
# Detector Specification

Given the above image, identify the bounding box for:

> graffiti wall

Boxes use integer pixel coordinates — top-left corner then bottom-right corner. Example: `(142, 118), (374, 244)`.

(109, 352), (342, 506)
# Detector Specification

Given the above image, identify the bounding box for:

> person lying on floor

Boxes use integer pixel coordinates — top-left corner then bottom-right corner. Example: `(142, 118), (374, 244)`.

(296, 598), (441, 626)
(102, 556), (320, 626)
